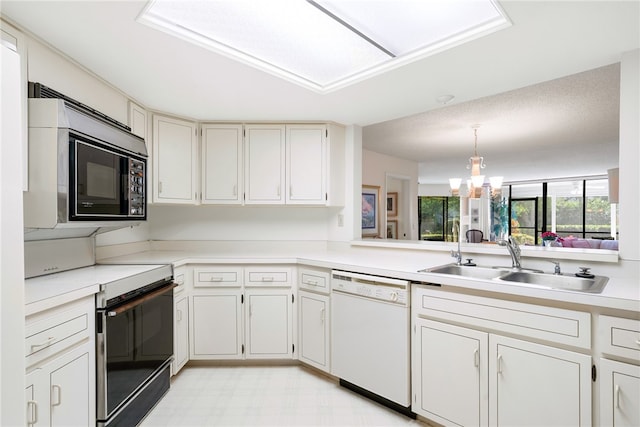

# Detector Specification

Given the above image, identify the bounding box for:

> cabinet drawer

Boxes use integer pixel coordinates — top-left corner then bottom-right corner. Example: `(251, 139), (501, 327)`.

(414, 286), (591, 349)
(245, 266), (292, 287)
(174, 268), (186, 295)
(194, 266), (243, 287)
(600, 315), (640, 362)
(25, 296), (93, 368)
(298, 267), (329, 294)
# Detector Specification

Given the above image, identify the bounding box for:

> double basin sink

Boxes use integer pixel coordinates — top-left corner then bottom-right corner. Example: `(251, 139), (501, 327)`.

(421, 264), (608, 293)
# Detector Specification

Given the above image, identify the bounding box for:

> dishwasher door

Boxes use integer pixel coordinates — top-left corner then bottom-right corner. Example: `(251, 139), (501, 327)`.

(331, 290), (411, 407)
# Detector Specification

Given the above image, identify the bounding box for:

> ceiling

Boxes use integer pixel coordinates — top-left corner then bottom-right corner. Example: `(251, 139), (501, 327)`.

(1, 1), (638, 184)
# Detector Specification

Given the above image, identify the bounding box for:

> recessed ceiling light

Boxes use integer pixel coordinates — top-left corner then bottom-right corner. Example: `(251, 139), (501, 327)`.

(138, 0), (511, 93)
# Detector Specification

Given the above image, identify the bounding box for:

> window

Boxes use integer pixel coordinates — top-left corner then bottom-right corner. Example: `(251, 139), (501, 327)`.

(418, 197), (459, 241)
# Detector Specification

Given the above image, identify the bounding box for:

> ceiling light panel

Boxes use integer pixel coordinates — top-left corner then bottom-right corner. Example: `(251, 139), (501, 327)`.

(138, 0), (510, 93)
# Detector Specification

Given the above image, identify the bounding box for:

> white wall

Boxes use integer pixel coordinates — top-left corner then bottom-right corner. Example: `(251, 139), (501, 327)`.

(362, 149), (419, 239)
(147, 205), (332, 241)
(618, 49), (640, 261)
(1, 39), (25, 426)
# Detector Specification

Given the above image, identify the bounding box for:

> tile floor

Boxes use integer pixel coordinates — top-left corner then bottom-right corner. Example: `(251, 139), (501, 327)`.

(140, 365), (426, 426)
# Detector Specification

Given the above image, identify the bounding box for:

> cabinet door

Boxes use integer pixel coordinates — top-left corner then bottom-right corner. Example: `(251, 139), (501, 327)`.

(201, 124), (243, 204)
(413, 318), (488, 427)
(298, 291), (330, 372)
(286, 125), (326, 205)
(129, 102), (147, 139)
(190, 293), (243, 359)
(489, 335), (591, 427)
(244, 124), (285, 204)
(245, 289), (293, 359)
(600, 358), (640, 427)
(173, 295), (189, 374)
(153, 114), (198, 203)
(49, 350), (92, 427)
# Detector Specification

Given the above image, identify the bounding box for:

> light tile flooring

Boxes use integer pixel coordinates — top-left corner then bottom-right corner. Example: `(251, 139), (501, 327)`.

(140, 365), (426, 426)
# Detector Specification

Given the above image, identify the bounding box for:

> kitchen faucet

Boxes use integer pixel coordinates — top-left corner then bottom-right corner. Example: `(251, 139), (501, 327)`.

(498, 236), (522, 270)
(451, 224), (462, 265)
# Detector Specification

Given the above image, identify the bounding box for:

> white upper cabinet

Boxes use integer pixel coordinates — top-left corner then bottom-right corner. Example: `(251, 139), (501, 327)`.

(153, 114), (198, 204)
(286, 124), (326, 205)
(244, 124), (286, 204)
(128, 102), (147, 139)
(201, 124), (243, 204)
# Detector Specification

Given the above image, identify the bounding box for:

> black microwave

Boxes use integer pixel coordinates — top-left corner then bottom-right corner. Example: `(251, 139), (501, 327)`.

(70, 136), (146, 220)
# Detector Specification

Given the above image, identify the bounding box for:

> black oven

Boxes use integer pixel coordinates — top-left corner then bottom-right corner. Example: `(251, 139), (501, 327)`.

(96, 266), (174, 427)
(71, 136), (146, 220)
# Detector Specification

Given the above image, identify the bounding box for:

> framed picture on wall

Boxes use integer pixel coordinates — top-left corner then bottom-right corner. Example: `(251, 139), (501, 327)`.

(362, 185), (380, 237)
(387, 192), (398, 217)
(387, 220), (398, 239)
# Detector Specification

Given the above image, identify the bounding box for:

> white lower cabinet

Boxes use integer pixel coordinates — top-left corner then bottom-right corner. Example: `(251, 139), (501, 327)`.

(189, 265), (295, 360)
(298, 290), (330, 372)
(191, 291), (243, 359)
(599, 359), (640, 427)
(26, 344), (93, 426)
(413, 318), (488, 426)
(412, 286), (592, 427)
(598, 315), (640, 427)
(173, 294), (189, 373)
(245, 289), (294, 359)
(25, 296), (95, 427)
(489, 334), (591, 427)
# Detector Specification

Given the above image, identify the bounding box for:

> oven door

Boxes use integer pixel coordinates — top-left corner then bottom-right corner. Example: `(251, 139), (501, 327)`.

(96, 282), (175, 421)
(71, 136), (130, 220)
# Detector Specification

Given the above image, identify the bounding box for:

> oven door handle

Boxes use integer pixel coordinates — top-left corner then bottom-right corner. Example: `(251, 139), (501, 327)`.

(107, 282), (177, 316)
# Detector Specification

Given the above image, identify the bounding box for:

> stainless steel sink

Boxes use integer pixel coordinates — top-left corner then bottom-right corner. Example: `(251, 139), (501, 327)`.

(420, 264), (608, 293)
(497, 271), (608, 293)
(421, 265), (504, 280)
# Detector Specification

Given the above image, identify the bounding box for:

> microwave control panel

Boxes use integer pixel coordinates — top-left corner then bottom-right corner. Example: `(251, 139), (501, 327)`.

(128, 158), (145, 216)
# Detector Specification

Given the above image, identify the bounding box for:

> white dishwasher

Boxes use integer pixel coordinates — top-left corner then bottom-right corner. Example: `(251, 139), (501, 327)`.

(331, 270), (414, 417)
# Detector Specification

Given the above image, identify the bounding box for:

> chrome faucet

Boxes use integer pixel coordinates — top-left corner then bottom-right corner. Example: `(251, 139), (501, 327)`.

(549, 260), (562, 275)
(451, 224), (462, 265)
(498, 236), (522, 270)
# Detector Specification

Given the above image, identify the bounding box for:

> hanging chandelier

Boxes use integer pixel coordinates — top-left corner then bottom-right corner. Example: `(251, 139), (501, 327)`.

(449, 125), (503, 198)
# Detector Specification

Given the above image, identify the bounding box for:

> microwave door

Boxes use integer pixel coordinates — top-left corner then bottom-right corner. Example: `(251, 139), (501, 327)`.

(73, 139), (128, 218)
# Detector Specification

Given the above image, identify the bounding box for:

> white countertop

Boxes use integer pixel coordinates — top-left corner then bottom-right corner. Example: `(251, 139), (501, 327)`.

(98, 247), (640, 314)
(25, 264), (169, 316)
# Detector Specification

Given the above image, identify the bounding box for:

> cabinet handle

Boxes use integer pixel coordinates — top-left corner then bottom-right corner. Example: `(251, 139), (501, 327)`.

(249, 304), (253, 317)
(27, 400), (38, 425)
(615, 385), (621, 408)
(474, 348), (479, 368)
(158, 181), (163, 194)
(261, 277), (274, 282)
(51, 384), (62, 407)
(635, 339), (640, 347)
(306, 280), (318, 286)
(31, 336), (56, 350)
(233, 185), (237, 196)
(209, 277), (223, 282)
(277, 185), (280, 197)
(497, 354), (503, 374)
(321, 308), (325, 323)
(177, 309), (182, 321)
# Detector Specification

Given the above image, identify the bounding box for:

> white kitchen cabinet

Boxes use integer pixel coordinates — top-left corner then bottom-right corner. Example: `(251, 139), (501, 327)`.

(600, 359), (640, 427)
(172, 267), (189, 375)
(244, 124), (286, 204)
(598, 315), (640, 427)
(286, 124), (326, 205)
(25, 296), (95, 426)
(489, 334), (592, 427)
(412, 286), (592, 427)
(245, 288), (294, 359)
(26, 345), (93, 427)
(413, 317), (488, 427)
(201, 124), (243, 204)
(298, 290), (330, 372)
(152, 114), (198, 203)
(190, 266), (244, 359)
(190, 291), (244, 360)
(129, 102), (147, 139)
